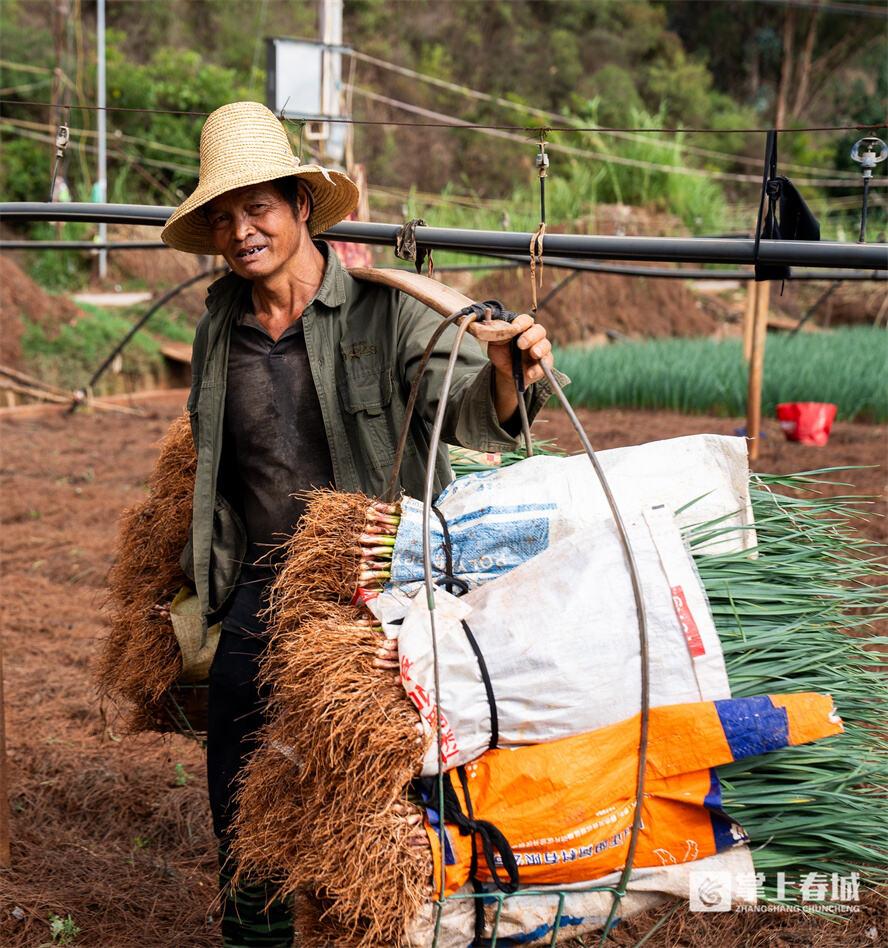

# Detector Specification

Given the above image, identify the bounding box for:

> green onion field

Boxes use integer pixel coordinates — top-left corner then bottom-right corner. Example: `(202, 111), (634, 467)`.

(555, 327), (888, 422)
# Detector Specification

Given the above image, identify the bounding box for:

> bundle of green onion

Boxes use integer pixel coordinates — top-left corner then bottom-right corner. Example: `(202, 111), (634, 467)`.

(689, 471), (887, 900)
(233, 453), (884, 943)
(357, 500), (401, 590)
(450, 448), (887, 899)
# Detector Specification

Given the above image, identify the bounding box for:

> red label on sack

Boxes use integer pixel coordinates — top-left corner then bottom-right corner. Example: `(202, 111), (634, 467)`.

(351, 586), (379, 607)
(671, 586), (705, 657)
(400, 656), (460, 765)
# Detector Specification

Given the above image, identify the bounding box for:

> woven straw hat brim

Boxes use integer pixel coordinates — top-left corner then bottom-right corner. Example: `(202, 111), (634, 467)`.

(161, 166), (358, 254)
(160, 100), (359, 254)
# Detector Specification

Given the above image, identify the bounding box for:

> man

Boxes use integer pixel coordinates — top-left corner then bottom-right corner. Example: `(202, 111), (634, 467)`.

(161, 100), (556, 946)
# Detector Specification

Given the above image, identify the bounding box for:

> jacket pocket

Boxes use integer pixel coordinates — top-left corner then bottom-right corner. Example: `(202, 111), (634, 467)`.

(337, 363), (399, 475)
(338, 363), (393, 416)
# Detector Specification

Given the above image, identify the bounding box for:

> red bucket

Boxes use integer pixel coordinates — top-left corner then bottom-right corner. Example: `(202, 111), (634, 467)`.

(776, 402), (838, 447)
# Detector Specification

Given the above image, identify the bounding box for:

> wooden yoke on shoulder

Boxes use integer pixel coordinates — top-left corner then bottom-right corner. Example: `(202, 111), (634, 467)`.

(347, 267), (524, 344)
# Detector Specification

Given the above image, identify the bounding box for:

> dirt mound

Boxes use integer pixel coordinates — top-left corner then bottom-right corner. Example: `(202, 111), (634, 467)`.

(470, 266), (724, 346)
(0, 256), (82, 368)
(108, 225), (218, 315)
(783, 280), (888, 327)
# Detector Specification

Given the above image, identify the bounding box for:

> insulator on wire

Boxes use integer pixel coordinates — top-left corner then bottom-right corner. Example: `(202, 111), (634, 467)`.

(850, 136), (887, 243)
(850, 137), (888, 180)
(54, 122), (70, 159)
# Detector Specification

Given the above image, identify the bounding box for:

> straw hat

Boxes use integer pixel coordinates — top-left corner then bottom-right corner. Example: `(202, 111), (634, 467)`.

(161, 101), (359, 254)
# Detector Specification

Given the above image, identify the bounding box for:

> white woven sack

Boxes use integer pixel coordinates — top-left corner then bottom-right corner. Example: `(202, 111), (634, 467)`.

(405, 845), (756, 946)
(388, 433), (753, 595)
(395, 506), (730, 775)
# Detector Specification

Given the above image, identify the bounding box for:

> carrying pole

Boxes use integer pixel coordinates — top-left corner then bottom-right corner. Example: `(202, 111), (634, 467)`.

(746, 281), (771, 461)
(0, 641), (11, 868)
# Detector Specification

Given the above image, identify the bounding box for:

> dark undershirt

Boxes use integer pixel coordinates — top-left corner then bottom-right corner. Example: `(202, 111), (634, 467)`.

(220, 307), (334, 634)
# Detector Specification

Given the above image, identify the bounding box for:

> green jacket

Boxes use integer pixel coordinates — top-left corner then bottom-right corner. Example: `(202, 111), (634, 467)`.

(182, 246), (558, 622)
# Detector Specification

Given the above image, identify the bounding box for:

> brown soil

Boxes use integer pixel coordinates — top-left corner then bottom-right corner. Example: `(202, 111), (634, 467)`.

(0, 257), (83, 368)
(777, 280), (888, 328)
(0, 391), (884, 946)
(535, 407), (887, 543)
(470, 266), (730, 346)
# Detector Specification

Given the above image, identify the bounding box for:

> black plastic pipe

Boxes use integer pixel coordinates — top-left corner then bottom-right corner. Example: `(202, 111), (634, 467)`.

(2, 240), (885, 281)
(0, 240), (174, 250)
(2, 202), (886, 269)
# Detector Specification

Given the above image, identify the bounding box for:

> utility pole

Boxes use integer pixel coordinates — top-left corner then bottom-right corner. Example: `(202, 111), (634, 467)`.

(96, 0), (108, 279)
(319, 0), (345, 165)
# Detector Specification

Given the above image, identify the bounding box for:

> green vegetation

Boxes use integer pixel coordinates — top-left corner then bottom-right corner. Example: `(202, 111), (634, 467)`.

(20, 302), (192, 391)
(554, 328), (888, 422)
(692, 474), (888, 896)
(24, 224), (94, 293)
(47, 913), (81, 946)
(2, 0), (881, 246)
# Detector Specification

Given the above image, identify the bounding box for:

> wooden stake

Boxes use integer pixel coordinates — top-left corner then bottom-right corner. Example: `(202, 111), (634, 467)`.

(0, 640), (11, 868)
(742, 281), (757, 362)
(746, 280), (771, 462)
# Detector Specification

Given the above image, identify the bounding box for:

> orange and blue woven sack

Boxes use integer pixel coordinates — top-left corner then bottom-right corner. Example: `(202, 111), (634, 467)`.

(422, 693), (842, 894)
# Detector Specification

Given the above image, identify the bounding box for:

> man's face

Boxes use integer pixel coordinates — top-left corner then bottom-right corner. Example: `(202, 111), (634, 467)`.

(204, 183), (307, 280)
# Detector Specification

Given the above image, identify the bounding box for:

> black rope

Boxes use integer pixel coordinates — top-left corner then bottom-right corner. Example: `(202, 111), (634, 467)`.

(460, 620), (499, 751)
(456, 766), (487, 945)
(431, 505), (470, 596)
(429, 504), (500, 751)
(430, 770), (520, 894)
(752, 129), (778, 282)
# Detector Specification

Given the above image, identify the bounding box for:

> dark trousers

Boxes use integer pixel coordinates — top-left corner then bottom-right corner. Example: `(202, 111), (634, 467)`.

(207, 625), (294, 947)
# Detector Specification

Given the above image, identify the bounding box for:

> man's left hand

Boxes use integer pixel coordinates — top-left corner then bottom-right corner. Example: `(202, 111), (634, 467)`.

(487, 313), (553, 388)
(487, 314), (553, 423)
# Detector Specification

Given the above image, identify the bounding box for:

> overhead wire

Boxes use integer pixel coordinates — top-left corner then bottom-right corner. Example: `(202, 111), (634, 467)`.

(346, 86), (883, 189)
(0, 95), (884, 135)
(0, 115), (201, 165)
(0, 121), (199, 177)
(346, 48), (862, 180)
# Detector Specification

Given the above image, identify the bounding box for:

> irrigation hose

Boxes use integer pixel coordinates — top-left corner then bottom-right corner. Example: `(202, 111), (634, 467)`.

(67, 266), (226, 414)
